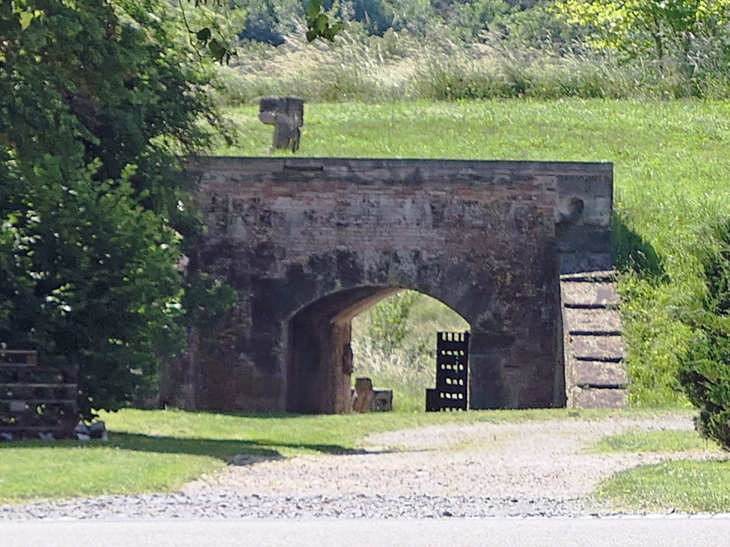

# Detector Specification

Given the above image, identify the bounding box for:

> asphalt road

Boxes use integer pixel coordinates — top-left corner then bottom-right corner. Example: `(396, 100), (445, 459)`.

(2, 517), (730, 547)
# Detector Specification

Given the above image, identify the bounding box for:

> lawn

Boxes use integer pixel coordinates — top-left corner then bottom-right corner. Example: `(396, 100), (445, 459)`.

(589, 428), (728, 513)
(597, 460), (730, 513)
(219, 99), (730, 406)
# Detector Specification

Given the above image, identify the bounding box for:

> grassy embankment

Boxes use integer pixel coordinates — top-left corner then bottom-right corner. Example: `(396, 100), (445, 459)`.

(219, 99), (730, 409)
(588, 430), (720, 454)
(0, 406), (629, 503)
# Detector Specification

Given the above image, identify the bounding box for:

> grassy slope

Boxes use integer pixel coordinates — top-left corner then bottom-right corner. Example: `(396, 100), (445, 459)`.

(0, 447), (222, 503)
(589, 429), (728, 512)
(220, 99), (730, 405)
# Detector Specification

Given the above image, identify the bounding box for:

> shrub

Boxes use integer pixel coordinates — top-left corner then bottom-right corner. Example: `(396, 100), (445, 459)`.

(678, 219), (730, 449)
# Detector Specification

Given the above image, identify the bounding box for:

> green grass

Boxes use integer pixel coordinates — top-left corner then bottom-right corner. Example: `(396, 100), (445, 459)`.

(597, 460), (730, 513)
(219, 99), (730, 406)
(0, 407), (674, 503)
(101, 407), (637, 454)
(588, 430), (721, 454)
(0, 446), (222, 503)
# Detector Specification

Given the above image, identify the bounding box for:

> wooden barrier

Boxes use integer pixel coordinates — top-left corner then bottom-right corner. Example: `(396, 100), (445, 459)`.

(0, 353), (78, 440)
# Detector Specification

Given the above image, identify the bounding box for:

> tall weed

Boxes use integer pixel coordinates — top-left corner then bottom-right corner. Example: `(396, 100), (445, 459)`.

(214, 27), (730, 104)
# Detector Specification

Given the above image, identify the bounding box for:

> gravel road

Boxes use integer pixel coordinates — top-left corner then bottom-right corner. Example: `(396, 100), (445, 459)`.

(1, 413), (725, 520)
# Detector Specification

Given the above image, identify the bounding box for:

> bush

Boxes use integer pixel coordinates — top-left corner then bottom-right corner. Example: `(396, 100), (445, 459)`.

(678, 219), (730, 449)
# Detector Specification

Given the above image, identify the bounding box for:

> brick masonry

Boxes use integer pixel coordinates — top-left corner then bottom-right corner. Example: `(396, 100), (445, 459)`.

(166, 157), (620, 413)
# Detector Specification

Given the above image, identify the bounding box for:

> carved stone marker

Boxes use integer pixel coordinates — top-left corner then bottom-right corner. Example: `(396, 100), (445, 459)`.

(258, 96), (303, 152)
(352, 377), (374, 413)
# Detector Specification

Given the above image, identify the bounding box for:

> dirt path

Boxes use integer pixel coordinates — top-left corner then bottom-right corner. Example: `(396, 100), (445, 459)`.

(185, 413), (724, 501)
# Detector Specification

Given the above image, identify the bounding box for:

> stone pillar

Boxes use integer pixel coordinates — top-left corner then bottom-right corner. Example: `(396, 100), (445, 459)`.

(258, 97), (304, 152)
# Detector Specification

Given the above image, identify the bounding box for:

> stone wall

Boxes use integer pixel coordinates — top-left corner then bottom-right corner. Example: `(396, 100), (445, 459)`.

(169, 158), (615, 413)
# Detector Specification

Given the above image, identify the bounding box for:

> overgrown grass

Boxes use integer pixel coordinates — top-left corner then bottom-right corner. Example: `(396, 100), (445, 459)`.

(215, 30), (730, 105)
(0, 407), (667, 503)
(588, 430), (721, 454)
(220, 99), (730, 406)
(597, 460), (730, 512)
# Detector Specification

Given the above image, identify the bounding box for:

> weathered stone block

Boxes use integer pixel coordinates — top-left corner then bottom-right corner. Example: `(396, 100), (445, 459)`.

(258, 97), (304, 152)
(352, 377), (374, 413)
(564, 309), (622, 334)
(574, 361), (628, 387)
(572, 335), (625, 361)
(561, 282), (619, 307)
(572, 388), (627, 408)
(371, 389), (393, 412)
(558, 252), (614, 275)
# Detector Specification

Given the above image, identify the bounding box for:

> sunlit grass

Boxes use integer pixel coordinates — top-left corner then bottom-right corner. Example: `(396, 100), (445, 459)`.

(0, 446), (222, 503)
(597, 460), (730, 513)
(588, 430), (721, 454)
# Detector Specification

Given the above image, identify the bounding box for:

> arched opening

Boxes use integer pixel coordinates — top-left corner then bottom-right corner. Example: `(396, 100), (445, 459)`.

(285, 287), (470, 414)
(351, 291), (469, 412)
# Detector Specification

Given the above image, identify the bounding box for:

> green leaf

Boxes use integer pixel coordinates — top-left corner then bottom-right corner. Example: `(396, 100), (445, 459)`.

(307, 0), (322, 19)
(306, 29), (317, 42)
(315, 13), (328, 32)
(19, 11), (33, 30)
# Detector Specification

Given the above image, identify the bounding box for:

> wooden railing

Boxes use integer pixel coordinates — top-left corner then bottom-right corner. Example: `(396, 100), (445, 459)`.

(0, 351), (79, 440)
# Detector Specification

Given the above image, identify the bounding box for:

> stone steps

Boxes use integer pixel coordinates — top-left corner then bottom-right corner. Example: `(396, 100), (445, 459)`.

(561, 271), (628, 408)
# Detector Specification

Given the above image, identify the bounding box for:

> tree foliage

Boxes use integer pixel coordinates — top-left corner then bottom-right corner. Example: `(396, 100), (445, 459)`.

(554, 0), (730, 62)
(177, 0), (341, 62)
(368, 291), (420, 353)
(0, 0), (233, 419)
(678, 219), (730, 450)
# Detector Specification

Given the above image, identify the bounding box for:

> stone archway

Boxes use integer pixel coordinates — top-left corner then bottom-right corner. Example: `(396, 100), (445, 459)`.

(169, 157), (619, 412)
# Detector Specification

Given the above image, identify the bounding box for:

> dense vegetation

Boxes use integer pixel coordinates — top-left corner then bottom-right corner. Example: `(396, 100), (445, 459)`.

(0, 0), (238, 419)
(678, 221), (730, 448)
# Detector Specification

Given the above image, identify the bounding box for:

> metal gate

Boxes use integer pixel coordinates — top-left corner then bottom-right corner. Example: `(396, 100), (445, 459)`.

(426, 331), (469, 411)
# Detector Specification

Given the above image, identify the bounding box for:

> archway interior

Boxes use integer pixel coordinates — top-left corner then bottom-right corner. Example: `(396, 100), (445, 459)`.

(352, 291), (470, 412)
(285, 287), (470, 414)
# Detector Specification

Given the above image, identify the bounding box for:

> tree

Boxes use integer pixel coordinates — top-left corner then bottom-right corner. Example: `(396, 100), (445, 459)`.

(554, 0), (730, 66)
(177, 0), (342, 63)
(368, 291), (420, 353)
(0, 0), (233, 419)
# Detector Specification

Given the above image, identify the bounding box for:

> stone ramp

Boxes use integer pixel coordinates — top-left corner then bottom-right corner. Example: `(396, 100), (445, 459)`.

(561, 271), (628, 408)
